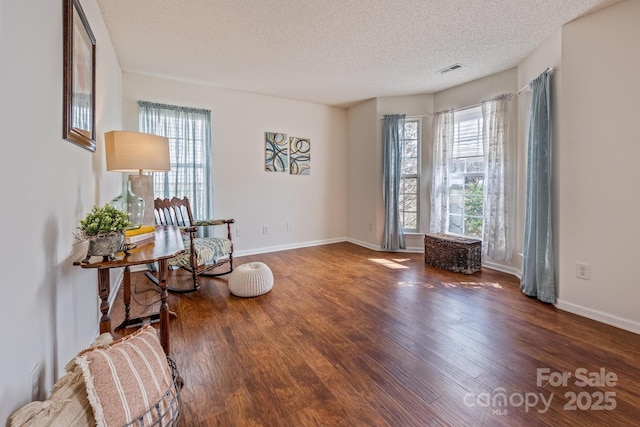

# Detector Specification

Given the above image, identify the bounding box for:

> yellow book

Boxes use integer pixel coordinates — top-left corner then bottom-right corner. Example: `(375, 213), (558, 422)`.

(126, 232), (155, 244)
(125, 225), (156, 237)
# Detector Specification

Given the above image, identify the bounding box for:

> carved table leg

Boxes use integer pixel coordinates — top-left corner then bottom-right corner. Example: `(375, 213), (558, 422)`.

(115, 266), (133, 331)
(97, 268), (111, 334)
(123, 266), (131, 323)
(158, 258), (170, 354)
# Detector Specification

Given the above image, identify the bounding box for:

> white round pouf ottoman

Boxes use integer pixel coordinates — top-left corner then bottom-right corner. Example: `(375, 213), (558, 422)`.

(228, 262), (274, 297)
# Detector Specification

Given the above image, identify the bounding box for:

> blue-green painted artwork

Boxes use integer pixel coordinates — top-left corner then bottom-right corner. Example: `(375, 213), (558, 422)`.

(265, 132), (288, 172)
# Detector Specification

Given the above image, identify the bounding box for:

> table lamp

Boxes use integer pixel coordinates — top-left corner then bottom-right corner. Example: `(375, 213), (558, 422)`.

(105, 131), (170, 226)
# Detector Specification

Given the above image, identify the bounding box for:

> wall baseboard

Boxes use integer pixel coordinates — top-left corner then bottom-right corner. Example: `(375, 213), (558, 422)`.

(482, 261), (522, 279)
(234, 237), (347, 258)
(345, 238), (378, 251)
(346, 238), (424, 253)
(556, 299), (640, 335)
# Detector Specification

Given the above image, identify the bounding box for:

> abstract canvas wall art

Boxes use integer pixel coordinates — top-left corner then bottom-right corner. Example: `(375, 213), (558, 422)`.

(265, 132), (288, 172)
(289, 137), (310, 175)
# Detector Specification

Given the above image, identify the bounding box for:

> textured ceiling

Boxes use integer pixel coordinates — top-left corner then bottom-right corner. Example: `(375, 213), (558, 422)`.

(97, 0), (620, 107)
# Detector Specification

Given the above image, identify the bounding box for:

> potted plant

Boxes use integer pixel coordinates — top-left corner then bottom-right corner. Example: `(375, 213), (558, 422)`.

(76, 204), (133, 262)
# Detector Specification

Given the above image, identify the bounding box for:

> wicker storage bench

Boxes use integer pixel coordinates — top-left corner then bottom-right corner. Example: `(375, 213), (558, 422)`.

(424, 233), (481, 274)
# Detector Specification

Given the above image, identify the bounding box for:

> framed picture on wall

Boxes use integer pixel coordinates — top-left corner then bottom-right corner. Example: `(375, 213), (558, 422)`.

(265, 131), (288, 172)
(289, 137), (310, 175)
(63, 0), (96, 151)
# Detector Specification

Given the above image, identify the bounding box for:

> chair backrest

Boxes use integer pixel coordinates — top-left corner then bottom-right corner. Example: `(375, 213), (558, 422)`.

(153, 197), (195, 228)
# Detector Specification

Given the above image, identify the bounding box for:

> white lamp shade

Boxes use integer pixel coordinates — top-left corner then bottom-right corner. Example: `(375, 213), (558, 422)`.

(105, 131), (170, 172)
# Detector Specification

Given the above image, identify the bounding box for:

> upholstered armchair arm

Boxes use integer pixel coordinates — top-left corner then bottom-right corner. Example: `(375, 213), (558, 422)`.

(193, 219), (235, 243)
(179, 226), (199, 235)
(192, 219), (235, 227)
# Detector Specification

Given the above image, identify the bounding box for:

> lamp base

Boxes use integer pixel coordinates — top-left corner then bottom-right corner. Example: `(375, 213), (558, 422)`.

(109, 180), (145, 228)
(129, 174), (155, 226)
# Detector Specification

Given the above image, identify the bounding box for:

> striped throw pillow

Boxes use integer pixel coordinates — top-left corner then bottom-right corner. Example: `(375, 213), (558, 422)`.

(75, 325), (175, 427)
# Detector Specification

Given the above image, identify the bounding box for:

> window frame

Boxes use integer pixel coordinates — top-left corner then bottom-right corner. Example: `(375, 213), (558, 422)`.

(448, 106), (484, 239)
(399, 118), (421, 233)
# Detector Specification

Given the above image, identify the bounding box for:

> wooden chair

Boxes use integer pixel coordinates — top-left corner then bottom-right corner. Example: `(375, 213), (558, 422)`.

(145, 196), (234, 293)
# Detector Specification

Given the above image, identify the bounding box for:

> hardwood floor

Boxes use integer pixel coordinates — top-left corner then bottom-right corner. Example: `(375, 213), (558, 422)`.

(110, 242), (640, 426)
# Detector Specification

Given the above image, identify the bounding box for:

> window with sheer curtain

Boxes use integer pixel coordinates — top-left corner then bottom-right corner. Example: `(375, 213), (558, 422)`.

(399, 119), (420, 232)
(431, 95), (512, 262)
(449, 106), (484, 238)
(137, 101), (213, 223)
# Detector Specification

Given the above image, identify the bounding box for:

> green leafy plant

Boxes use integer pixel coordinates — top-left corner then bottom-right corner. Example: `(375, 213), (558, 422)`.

(464, 179), (484, 238)
(76, 204), (133, 240)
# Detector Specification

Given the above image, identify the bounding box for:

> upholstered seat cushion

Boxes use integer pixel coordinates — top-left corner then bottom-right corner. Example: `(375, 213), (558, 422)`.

(167, 237), (232, 269)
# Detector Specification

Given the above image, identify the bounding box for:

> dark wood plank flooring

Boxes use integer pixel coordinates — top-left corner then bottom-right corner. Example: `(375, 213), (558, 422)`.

(110, 242), (640, 426)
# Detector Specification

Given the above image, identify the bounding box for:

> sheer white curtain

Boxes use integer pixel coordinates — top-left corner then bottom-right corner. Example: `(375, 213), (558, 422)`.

(482, 95), (513, 261)
(430, 110), (454, 233)
(138, 101), (213, 227)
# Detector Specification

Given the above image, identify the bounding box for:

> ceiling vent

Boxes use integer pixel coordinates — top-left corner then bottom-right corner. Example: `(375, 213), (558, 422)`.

(438, 63), (462, 74)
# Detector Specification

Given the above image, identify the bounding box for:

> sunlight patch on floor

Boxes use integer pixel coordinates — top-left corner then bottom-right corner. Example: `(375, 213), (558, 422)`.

(441, 281), (503, 289)
(397, 280), (503, 289)
(369, 258), (410, 269)
(397, 281), (434, 289)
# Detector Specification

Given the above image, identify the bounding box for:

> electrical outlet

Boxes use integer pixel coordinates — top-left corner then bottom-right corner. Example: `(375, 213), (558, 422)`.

(235, 227), (242, 237)
(576, 262), (591, 280)
(263, 225), (269, 234)
(287, 222), (294, 231)
(29, 363), (40, 401)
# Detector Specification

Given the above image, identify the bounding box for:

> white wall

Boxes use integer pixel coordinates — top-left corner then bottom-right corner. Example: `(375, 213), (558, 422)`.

(434, 68), (518, 112)
(122, 73), (348, 255)
(0, 0), (123, 421)
(346, 94), (435, 251)
(555, 0), (640, 332)
(346, 99), (379, 247)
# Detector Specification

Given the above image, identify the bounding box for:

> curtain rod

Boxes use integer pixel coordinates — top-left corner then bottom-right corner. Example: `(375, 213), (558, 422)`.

(517, 67), (555, 95)
(378, 68), (545, 119)
(378, 113), (432, 119)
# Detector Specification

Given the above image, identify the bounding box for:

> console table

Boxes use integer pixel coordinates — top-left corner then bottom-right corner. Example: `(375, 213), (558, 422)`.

(74, 225), (185, 354)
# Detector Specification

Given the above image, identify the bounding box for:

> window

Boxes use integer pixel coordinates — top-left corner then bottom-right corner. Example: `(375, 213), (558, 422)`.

(138, 101), (213, 223)
(155, 116), (208, 208)
(448, 107), (484, 238)
(399, 119), (420, 232)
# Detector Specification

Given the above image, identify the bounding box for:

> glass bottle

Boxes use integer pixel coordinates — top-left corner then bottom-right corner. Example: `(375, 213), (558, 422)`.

(109, 179), (145, 227)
